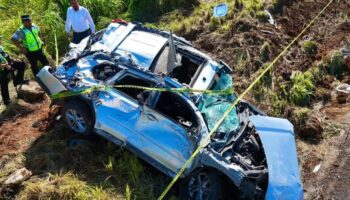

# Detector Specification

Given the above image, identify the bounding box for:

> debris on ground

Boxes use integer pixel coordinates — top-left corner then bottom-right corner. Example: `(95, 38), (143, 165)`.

(16, 81), (45, 102)
(313, 164), (321, 173)
(4, 168), (32, 185)
(300, 116), (324, 139)
(336, 84), (350, 104)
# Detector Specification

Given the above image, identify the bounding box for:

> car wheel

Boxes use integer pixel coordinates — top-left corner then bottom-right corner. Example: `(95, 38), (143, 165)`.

(180, 171), (222, 200)
(62, 100), (93, 135)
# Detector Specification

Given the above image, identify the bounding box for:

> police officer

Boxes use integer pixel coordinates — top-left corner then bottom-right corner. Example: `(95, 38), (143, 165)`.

(11, 15), (49, 76)
(0, 35), (26, 105)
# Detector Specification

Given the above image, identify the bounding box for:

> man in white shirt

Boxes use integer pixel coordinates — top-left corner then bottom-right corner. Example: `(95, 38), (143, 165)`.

(65, 0), (96, 44)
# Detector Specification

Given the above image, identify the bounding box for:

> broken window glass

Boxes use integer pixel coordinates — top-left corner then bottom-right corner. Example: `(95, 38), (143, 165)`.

(198, 73), (239, 134)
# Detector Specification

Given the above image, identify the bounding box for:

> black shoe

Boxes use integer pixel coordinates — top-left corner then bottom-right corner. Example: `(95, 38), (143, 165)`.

(15, 80), (30, 86)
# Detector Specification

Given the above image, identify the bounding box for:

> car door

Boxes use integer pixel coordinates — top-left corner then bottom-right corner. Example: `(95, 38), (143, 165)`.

(93, 88), (142, 145)
(93, 73), (194, 176)
(133, 91), (196, 174)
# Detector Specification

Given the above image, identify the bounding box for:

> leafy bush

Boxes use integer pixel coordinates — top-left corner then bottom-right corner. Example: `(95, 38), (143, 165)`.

(302, 40), (318, 55)
(290, 107), (311, 131)
(260, 42), (270, 62)
(290, 71), (314, 106)
(209, 17), (220, 31)
(327, 51), (345, 78)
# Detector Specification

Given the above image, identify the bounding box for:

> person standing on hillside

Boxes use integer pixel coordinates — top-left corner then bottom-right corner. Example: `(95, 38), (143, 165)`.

(0, 35), (27, 105)
(11, 15), (49, 76)
(65, 0), (96, 44)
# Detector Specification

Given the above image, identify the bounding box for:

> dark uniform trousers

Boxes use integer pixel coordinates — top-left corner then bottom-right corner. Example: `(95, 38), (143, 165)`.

(0, 60), (25, 104)
(73, 29), (91, 44)
(26, 49), (49, 76)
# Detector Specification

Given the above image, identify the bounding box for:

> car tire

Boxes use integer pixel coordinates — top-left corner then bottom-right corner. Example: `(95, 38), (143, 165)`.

(61, 99), (94, 135)
(180, 171), (223, 200)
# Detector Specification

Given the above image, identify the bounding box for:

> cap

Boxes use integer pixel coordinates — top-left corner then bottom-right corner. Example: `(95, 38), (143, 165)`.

(21, 15), (31, 21)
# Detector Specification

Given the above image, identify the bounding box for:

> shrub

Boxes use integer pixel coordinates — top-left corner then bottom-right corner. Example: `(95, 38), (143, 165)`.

(290, 107), (311, 131)
(308, 64), (327, 84)
(236, 19), (253, 32)
(260, 42), (270, 62)
(270, 93), (288, 117)
(302, 40), (318, 55)
(290, 71), (314, 106)
(217, 22), (233, 34)
(209, 17), (220, 31)
(327, 51), (345, 78)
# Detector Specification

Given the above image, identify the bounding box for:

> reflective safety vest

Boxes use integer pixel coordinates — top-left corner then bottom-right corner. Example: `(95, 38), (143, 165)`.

(0, 46), (8, 71)
(20, 25), (42, 52)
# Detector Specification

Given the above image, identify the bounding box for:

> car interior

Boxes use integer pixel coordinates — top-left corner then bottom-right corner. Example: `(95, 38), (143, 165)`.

(114, 74), (155, 100)
(154, 91), (199, 130)
(92, 62), (122, 81)
(151, 45), (204, 85)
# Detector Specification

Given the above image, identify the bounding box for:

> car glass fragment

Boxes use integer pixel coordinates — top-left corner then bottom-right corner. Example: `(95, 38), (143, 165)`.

(198, 73), (239, 134)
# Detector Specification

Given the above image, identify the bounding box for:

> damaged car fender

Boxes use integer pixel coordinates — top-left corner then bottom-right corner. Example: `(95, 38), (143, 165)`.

(250, 116), (304, 200)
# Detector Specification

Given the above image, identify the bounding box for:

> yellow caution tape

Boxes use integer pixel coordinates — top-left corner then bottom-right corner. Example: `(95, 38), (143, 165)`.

(114, 85), (235, 95)
(50, 85), (108, 100)
(49, 85), (235, 100)
(157, 0), (335, 199)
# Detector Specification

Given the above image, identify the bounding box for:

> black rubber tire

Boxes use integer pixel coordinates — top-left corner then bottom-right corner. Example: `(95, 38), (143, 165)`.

(180, 171), (223, 200)
(61, 99), (94, 135)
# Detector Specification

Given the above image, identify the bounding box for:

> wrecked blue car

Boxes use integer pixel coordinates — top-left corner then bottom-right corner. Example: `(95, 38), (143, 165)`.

(37, 21), (303, 200)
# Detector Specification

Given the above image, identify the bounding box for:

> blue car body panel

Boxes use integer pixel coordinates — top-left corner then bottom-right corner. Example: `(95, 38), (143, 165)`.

(36, 21), (304, 199)
(250, 115), (304, 200)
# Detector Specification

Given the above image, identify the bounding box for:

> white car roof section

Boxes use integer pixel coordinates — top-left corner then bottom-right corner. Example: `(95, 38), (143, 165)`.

(92, 23), (168, 69)
(116, 30), (168, 69)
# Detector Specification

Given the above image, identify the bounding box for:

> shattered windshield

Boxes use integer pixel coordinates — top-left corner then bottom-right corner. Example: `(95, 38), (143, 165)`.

(198, 73), (239, 134)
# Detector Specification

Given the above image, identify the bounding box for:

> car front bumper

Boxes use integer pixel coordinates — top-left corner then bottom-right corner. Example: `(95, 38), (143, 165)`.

(36, 66), (67, 96)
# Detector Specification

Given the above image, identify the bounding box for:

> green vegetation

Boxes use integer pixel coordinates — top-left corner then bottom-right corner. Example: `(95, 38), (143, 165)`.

(125, 0), (198, 21)
(268, 0), (293, 14)
(326, 51), (345, 78)
(260, 42), (270, 62)
(323, 122), (345, 138)
(290, 107), (311, 131)
(302, 40), (318, 55)
(0, 0), (199, 60)
(17, 173), (117, 200)
(290, 71), (314, 106)
(0, 127), (169, 200)
(256, 11), (270, 23)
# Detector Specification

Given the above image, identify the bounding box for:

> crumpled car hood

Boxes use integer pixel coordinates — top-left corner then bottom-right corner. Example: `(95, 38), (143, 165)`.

(249, 115), (303, 200)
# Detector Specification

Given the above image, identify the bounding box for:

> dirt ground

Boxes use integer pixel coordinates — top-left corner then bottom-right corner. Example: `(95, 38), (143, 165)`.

(302, 103), (350, 199)
(0, 98), (50, 157)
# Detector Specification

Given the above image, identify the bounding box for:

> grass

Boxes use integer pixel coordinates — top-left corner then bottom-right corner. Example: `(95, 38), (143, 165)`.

(323, 122), (345, 138)
(302, 40), (318, 55)
(0, 126), (170, 199)
(17, 172), (119, 200)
